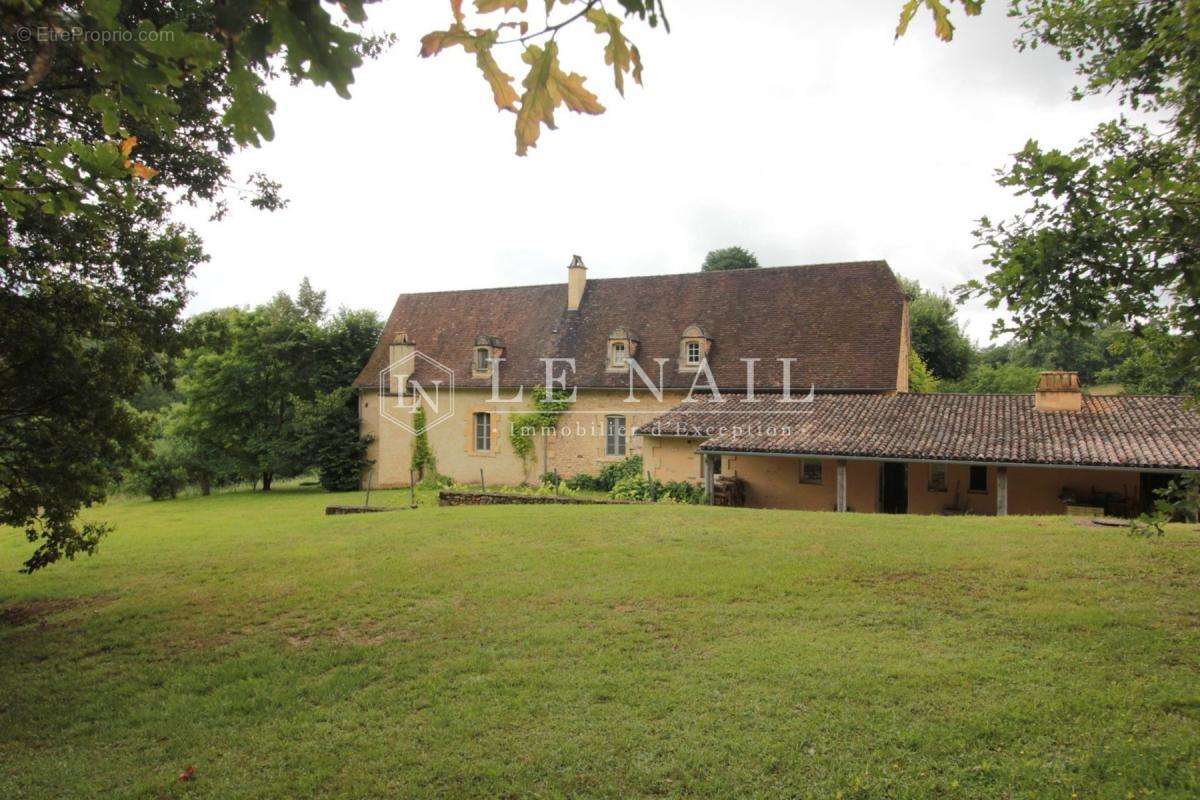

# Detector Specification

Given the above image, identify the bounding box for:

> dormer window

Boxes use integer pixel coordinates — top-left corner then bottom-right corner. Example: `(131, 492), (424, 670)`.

(472, 334), (504, 377)
(678, 324), (712, 371)
(606, 327), (639, 371)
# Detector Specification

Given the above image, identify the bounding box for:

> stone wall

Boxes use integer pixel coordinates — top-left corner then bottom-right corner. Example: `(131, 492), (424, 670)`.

(438, 491), (638, 506)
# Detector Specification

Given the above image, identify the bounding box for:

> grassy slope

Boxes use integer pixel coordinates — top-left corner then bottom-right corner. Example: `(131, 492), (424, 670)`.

(1, 489), (1198, 800)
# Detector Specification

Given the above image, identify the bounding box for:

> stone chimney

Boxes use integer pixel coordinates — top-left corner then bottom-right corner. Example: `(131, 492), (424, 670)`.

(388, 332), (414, 395)
(567, 254), (587, 311)
(1035, 370), (1082, 412)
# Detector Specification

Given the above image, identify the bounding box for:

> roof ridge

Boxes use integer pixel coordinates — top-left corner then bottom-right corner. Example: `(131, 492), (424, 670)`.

(380, 260), (892, 300)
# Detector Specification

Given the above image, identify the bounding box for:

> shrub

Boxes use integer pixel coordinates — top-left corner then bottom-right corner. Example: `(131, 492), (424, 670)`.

(419, 472), (453, 489)
(565, 472), (606, 491)
(661, 480), (705, 504)
(610, 474), (658, 501)
(567, 455), (645, 492)
(127, 449), (188, 501)
(599, 455), (643, 488)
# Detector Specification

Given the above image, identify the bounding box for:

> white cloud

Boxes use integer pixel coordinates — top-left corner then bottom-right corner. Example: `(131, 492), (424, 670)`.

(176, 0), (1121, 346)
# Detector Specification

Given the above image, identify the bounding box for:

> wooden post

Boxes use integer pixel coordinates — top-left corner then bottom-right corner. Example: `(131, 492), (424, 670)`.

(996, 466), (1008, 516)
(703, 454), (715, 505)
(480, 468), (486, 493)
(836, 459), (847, 512)
(409, 469), (416, 508)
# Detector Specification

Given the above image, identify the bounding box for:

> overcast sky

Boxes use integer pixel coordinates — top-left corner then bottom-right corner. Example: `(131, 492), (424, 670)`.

(176, 0), (1122, 345)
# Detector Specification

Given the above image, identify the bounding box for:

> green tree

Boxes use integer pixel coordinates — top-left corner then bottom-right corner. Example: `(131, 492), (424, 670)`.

(2, 0), (384, 569)
(1099, 321), (1197, 396)
(950, 1), (1200, 391)
(701, 246), (759, 272)
(297, 388), (372, 492)
(176, 306), (317, 491)
(908, 348), (940, 393)
(316, 308), (384, 393)
(943, 363), (1043, 394)
(0, 219), (203, 571)
(901, 278), (973, 381)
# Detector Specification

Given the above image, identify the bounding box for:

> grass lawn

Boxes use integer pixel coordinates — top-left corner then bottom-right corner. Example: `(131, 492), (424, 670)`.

(2, 488), (1199, 799)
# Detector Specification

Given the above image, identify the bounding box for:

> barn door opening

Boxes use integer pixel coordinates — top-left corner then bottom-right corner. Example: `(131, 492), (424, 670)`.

(880, 462), (908, 514)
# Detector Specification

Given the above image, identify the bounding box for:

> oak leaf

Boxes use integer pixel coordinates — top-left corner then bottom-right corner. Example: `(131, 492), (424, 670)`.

(130, 162), (159, 180)
(477, 47), (519, 111)
(475, 0), (527, 12)
(515, 41), (604, 156)
(420, 25), (517, 112)
(419, 24), (477, 57)
(585, 7), (637, 96)
(896, 0), (966, 42)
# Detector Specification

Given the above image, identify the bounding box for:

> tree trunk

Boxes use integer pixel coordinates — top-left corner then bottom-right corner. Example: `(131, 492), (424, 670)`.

(199, 476), (212, 496)
(261, 471), (273, 491)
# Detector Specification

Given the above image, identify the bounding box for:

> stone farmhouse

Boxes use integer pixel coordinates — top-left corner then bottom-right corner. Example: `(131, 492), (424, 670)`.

(353, 258), (1200, 515)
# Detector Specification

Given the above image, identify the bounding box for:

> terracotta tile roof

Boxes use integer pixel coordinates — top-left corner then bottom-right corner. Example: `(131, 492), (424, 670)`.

(353, 261), (905, 391)
(635, 393), (1200, 471)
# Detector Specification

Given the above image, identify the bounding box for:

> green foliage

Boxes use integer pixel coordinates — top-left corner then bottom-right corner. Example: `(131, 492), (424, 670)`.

(0, 223), (199, 570)
(173, 280), (379, 494)
(410, 405), (437, 483)
(959, 0), (1200, 394)
(610, 474), (655, 501)
(901, 278), (973, 381)
(566, 455), (645, 492)
(611, 474), (705, 503)
(1130, 472), (1200, 537)
(297, 388), (372, 493)
(509, 386), (570, 463)
(661, 480), (706, 504)
(176, 306), (314, 491)
(943, 363), (1043, 394)
(908, 348), (940, 393)
(701, 246), (759, 272)
(1099, 321), (1197, 396)
(127, 441), (188, 502)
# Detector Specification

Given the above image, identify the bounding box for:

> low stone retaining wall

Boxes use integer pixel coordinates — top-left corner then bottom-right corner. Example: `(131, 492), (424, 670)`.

(438, 491), (637, 507)
(325, 505), (405, 515)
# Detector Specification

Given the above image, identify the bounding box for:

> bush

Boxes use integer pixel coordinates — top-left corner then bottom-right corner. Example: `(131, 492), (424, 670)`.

(609, 476), (705, 504)
(565, 472), (606, 491)
(610, 474), (658, 501)
(419, 472), (453, 489)
(661, 480), (706, 504)
(567, 455), (645, 492)
(127, 449), (188, 501)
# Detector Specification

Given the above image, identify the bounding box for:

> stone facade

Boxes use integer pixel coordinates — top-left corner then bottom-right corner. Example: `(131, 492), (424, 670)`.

(362, 388), (701, 488)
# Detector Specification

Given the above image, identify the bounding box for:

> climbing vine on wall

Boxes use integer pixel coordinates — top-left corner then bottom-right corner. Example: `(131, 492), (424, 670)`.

(410, 404), (437, 480)
(509, 386), (570, 463)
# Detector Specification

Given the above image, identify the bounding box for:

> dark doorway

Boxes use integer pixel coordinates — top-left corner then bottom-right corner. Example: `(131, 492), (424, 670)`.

(1140, 472), (1181, 515)
(880, 462), (908, 514)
